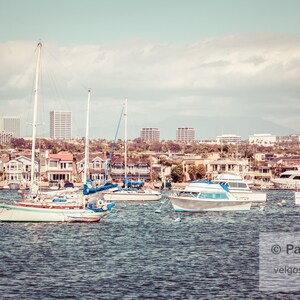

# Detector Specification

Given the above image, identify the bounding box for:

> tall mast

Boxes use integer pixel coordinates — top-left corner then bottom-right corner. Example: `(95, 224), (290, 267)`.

(124, 98), (128, 186)
(30, 42), (42, 191)
(83, 88), (91, 184)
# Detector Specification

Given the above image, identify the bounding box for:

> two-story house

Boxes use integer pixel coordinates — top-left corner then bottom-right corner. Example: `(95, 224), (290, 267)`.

(4, 155), (38, 185)
(110, 156), (151, 183)
(76, 153), (107, 183)
(45, 151), (74, 183)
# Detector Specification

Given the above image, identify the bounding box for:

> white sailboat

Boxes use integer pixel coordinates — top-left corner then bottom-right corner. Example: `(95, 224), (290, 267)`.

(0, 43), (112, 222)
(103, 98), (161, 202)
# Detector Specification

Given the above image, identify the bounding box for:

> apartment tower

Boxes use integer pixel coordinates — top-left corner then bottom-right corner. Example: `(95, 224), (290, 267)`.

(1, 116), (20, 137)
(140, 127), (160, 142)
(50, 111), (72, 140)
(176, 127), (195, 142)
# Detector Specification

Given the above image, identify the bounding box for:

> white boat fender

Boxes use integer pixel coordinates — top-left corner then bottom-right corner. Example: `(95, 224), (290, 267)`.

(102, 204), (108, 211)
(277, 200), (286, 207)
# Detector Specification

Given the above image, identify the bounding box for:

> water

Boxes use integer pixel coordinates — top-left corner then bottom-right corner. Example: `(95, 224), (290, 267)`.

(0, 190), (299, 299)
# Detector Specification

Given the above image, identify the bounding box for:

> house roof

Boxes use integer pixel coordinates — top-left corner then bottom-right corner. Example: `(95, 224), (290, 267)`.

(48, 152), (73, 161)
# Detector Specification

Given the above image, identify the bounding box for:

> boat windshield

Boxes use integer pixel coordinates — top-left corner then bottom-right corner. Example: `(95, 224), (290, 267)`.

(178, 191), (198, 197)
(198, 192), (229, 199)
(227, 182), (248, 189)
(280, 174), (292, 178)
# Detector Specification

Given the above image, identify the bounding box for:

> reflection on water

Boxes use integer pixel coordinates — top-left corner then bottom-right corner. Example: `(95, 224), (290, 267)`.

(0, 190), (298, 299)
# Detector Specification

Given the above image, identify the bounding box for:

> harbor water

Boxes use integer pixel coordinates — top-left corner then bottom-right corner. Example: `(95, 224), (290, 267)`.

(0, 190), (299, 299)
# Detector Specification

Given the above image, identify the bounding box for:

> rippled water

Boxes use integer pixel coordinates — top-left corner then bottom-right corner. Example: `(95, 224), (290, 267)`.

(0, 190), (299, 299)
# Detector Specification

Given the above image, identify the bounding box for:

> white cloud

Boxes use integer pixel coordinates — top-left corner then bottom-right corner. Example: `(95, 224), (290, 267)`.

(0, 33), (299, 139)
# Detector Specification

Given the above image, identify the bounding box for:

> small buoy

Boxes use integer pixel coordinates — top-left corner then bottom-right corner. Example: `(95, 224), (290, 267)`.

(259, 206), (265, 211)
(174, 217), (182, 222)
(155, 209), (161, 213)
(277, 200), (286, 207)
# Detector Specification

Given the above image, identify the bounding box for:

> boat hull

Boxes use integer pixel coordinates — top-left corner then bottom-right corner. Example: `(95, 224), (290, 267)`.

(103, 190), (161, 201)
(230, 191), (267, 203)
(0, 204), (107, 222)
(271, 179), (300, 190)
(295, 192), (300, 206)
(169, 196), (252, 212)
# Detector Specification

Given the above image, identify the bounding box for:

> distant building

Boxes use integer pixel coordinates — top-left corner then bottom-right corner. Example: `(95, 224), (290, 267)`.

(0, 130), (13, 144)
(140, 128), (160, 142)
(249, 133), (276, 146)
(216, 134), (241, 145)
(50, 111), (72, 140)
(1, 116), (20, 137)
(176, 128), (195, 142)
(277, 134), (300, 143)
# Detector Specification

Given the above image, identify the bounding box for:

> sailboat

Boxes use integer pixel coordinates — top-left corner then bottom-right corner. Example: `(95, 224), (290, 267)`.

(103, 98), (161, 202)
(0, 42), (114, 222)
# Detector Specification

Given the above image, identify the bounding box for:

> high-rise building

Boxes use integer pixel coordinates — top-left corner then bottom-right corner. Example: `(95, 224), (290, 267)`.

(1, 116), (20, 137)
(50, 111), (72, 140)
(140, 128), (160, 142)
(176, 127), (195, 142)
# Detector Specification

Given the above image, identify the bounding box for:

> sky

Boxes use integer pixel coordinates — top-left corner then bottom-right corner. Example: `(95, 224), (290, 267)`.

(0, 0), (300, 140)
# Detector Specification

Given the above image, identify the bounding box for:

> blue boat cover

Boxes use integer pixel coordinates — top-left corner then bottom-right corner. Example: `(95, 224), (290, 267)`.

(83, 181), (118, 195)
(124, 177), (144, 188)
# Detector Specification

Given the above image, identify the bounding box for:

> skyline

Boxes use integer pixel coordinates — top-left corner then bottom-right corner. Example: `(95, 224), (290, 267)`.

(0, 1), (300, 140)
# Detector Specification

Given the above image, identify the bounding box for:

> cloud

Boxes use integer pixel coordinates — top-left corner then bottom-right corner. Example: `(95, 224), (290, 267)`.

(0, 33), (299, 139)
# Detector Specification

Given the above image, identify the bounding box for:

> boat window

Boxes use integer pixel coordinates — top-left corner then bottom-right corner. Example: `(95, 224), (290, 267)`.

(293, 176), (300, 180)
(178, 191), (198, 197)
(280, 174), (291, 178)
(237, 182), (248, 188)
(198, 192), (228, 199)
(228, 182), (238, 188)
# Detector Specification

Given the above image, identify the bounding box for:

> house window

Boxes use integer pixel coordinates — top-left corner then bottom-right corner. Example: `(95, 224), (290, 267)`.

(50, 161), (57, 168)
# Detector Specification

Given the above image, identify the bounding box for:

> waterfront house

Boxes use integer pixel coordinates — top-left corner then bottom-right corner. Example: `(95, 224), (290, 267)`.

(76, 153), (107, 183)
(110, 156), (152, 183)
(44, 151), (74, 184)
(4, 155), (38, 185)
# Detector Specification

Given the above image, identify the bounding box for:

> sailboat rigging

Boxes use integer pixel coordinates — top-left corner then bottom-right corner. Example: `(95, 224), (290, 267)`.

(103, 98), (162, 201)
(0, 42), (114, 222)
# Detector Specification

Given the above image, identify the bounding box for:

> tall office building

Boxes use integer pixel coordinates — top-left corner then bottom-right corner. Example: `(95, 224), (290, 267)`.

(1, 116), (20, 137)
(176, 127), (195, 142)
(50, 111), (72, 140)
(140, 128), (160, 142)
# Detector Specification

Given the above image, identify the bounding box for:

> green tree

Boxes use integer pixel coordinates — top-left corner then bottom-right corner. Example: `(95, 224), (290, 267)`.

(196, 164), (206, 179)
(171, 164), (184, 182)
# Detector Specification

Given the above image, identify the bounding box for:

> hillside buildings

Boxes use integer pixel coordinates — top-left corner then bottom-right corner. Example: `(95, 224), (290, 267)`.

(216, 134), (241, 145)
(249, 133), (276, 146)
(50, 111), (72, 140)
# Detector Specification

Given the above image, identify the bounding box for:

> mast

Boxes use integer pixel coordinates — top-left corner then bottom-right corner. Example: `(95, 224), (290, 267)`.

(124, 98), (128, 187)
(83, 88), (91, 184)
(30, 42), (42, 192)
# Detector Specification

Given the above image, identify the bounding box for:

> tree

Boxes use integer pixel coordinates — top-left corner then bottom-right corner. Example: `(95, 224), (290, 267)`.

(196, 164), (206, 179)
(171, 164), (184, 182)
(187, 165), (197, 181)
